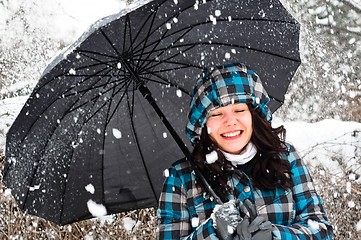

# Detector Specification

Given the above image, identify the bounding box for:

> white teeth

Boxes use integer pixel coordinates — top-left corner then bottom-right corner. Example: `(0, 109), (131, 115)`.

(222, 131), (241, 137)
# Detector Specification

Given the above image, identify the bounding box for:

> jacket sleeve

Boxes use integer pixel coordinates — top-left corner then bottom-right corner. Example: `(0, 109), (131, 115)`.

(272, 144), (333, 239)
(156, 166), (218, 240)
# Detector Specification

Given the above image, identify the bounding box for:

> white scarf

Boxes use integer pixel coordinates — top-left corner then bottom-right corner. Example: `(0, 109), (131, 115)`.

(221, 142), (257, 166)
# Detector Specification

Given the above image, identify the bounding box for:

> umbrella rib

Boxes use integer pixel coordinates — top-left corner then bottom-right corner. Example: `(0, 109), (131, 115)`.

(76, 50), (119, 61)
(81, 79), (132, 124)
(103, 80), (133, 125)
(122, 10), (157, 69)
(267, 94), (284, 105)
(76, 50), (120, 67)
(99, 28), (122, 57)
(140, 44), (198, 73)
(133, 9), (159, 71)
(132, 18), (298, 62)
(34, 51), (117, 94)
(123, 14), (130, 53)
(129, 0), (172, 54)
(15, 70), (118, 211)
(130, 0), (196, 53)
(199, 41), (300, 62)
(140, 22), (187, 72)
(63, 76), (125, 98)
(18, 69), (115, 213)
(17, 69), (115, 147)
(147, 40), (300, 64)
(124, 8), (157, 54)
(68, 77), (129, 119)
(140, 74), (190, 95)
(98, 84), (119, 214)
(60, 64), (129, 99)
(136, 12), (184, 72)
(121, 2), (187, 72)
(138, 17), (298, 53)
(126, 89), (158, 202)
(59, 79), (121, 224)
(137, 24), (193, 72)
(61, 70), (128, 112)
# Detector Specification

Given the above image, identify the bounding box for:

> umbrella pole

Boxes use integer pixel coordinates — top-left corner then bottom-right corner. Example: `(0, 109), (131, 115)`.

(138, 84), (223, 204)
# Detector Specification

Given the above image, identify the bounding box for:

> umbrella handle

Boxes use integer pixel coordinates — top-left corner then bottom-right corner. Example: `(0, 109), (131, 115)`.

(138, 84), (223, 205)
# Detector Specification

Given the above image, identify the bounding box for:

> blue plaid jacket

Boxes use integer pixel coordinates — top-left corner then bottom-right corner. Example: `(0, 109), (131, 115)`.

(156, 143), (333, 239)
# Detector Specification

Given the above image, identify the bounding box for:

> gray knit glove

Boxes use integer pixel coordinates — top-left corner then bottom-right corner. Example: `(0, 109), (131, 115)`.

(234, 199), (272, 240)
(235, 215), (273, 240)
(213, 200), (242, 240)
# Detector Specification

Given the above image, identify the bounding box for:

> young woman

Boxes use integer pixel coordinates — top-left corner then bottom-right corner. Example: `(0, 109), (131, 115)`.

(156, 63), (333, 239)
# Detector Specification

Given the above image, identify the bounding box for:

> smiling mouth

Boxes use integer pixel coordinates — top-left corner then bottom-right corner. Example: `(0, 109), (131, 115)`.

(221, 130), (242, 138)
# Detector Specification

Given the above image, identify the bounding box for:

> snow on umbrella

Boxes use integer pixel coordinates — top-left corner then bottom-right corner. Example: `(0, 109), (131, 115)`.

(3, 0), (300, 225)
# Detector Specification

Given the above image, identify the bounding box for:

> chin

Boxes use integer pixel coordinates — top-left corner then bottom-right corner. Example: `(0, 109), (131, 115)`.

(223, 148), (243, 154)
(222, 144), (247, 154)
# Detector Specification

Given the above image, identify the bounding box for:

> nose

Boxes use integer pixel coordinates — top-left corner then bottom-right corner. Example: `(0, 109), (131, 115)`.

(224, 112), (237, 126)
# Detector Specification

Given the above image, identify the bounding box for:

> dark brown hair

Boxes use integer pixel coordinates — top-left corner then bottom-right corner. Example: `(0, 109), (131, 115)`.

(192, 104), (293, 202)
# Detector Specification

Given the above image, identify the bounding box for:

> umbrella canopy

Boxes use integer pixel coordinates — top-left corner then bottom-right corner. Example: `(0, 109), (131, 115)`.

(3, 0), (300, 225)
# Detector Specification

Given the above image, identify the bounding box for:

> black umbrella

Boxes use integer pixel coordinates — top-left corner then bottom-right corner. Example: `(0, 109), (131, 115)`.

(3, 0), (300, 225)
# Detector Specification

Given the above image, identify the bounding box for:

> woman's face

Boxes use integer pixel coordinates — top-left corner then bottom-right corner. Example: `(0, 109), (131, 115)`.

(206, 103), (253, 154)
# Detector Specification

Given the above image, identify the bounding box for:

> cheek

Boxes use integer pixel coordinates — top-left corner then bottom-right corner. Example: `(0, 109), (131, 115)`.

(242, 114), (253, 132)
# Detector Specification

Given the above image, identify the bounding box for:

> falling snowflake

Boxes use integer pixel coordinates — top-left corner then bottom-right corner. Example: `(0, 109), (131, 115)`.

(163, 169), (170, 177)
(29, 185), (40, 191)
(69, 68), (76, 75)
(209, 15), (217, 25)
(191, 217), (199, 228)
(112, 128), (122, 139)
(176, 89), (182, 97)
(85, 184), (95, 194)
(205, 151), (218, 164)
(87, 200), (107, 217)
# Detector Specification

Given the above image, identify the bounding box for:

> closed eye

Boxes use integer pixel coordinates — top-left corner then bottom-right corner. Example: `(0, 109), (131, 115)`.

(209, 113), (222, 117)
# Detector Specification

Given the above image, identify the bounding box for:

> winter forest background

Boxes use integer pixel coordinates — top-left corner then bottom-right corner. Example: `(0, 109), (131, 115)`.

(0, 0), (360, 239)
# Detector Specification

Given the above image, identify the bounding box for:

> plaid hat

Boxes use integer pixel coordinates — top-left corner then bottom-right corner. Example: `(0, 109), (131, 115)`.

(186, 63), (272, 144)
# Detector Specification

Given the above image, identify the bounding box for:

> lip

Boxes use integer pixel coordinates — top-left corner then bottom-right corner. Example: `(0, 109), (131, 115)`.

(221, 130), (243, 139)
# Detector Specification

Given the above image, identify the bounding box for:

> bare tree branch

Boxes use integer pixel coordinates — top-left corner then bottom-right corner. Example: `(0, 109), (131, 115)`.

(342, 0), (361, 14)
(315, 24), (361, 37)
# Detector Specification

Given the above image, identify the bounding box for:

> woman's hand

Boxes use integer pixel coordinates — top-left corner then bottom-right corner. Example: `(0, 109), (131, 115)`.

(213, 200), (242, 240)
(235, 216), (273, 240)
(235, 199), (273, 240)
